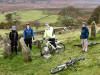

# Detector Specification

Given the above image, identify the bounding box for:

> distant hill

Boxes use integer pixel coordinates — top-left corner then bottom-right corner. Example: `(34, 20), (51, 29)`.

(0, 0), (100, 12)
(0, 0), (100, 8)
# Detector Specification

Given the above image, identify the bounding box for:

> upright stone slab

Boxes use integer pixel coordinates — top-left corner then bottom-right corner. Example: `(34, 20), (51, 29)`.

(3, 35), (11, 58)
(91, 21), (96, 39)
(19, 38), (32, 62)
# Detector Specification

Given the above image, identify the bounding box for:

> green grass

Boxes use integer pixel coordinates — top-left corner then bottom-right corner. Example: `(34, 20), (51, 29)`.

(40, 15), (58, 23)
(0, 14), (5, 22)
(0, 10), (58, 23)
(17, 10), (47, 22)
(0, 29), (100, 75)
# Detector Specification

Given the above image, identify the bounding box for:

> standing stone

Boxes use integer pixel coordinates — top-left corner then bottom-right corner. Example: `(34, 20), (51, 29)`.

(91, 21), (96, 39)
(19, 38), (32, 62)
(3, 34), (11, 58)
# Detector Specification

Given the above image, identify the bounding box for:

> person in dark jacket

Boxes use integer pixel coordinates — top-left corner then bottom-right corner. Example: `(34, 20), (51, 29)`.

(80, 22), (89, 53)
(9, 26), (18, 56)
(23, 23), (34, 52)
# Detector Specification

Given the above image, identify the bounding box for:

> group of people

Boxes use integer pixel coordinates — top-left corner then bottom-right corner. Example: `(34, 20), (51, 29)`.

(9, 23), (35, 56)
(9, 22), (89, 56)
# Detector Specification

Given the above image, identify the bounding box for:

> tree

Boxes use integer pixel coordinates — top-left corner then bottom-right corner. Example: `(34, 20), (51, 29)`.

(5, 13), (13, 22)
(13, 12), (21, 30)
(5, 13), (13, 28)
(88, 6), (100, 24)
(57, 6), (80, 27)
(5, 12), (21, 29)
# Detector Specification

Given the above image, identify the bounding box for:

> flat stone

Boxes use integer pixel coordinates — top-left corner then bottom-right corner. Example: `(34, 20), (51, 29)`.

(0, 55), (3, 57)
(43, 54), (51, 59)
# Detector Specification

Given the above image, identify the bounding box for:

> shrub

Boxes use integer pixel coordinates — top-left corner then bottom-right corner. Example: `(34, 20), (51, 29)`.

(57, 6), (82, 27)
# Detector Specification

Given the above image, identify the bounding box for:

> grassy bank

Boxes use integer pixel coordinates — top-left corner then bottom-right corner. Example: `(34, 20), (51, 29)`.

(0, 28), (100, 75)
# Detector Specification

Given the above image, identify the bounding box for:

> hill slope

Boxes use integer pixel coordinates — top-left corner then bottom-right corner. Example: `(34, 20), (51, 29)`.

(0, 0), (100, 12)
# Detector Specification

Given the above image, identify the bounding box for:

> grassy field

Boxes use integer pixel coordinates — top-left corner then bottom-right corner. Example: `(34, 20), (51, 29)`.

(0, 28), (100, 75)
(0, 10), (58, 23)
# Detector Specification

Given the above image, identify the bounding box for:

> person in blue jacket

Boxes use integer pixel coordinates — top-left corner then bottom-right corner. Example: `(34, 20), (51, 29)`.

(80, 22), (89, 53)
(23, 23), (34, 52)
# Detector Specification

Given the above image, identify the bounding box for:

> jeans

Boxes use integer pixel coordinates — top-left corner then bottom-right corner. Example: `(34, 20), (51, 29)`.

(48, 38), (56, 48)
(11, 42), (18, 55)
(24, 38), (32, 50)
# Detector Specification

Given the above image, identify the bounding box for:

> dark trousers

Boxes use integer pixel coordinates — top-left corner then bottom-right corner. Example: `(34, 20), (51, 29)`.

(48, 38), (56, 48)
(24, 38), (32, 50)
(11, 42), (18, 55)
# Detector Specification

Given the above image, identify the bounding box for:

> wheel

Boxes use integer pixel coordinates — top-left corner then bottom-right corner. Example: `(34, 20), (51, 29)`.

(50, 64), (66, 74)
(40, 45), (51, 56)
(56, 43), (65, 53)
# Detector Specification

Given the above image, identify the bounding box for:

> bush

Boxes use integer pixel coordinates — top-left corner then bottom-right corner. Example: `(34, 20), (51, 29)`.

(57, 6), (82, 27)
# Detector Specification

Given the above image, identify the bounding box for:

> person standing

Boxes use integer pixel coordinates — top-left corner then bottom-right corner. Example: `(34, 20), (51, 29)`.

(23, 23), (34, 52)
(9, 26), (18, 56)
(80, 22), (89, 53)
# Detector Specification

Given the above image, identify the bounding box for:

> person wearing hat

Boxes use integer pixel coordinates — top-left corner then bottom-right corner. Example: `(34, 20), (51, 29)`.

(44, 22), (56, 49)
(23, 23), (34, 52)
(9, 26), (18, 56)
(80, 22), (89, 53)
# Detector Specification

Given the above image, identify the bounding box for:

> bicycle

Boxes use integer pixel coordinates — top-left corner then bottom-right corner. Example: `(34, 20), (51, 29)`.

(50, 57), (85, 74)
(40, 39), (65, 56)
